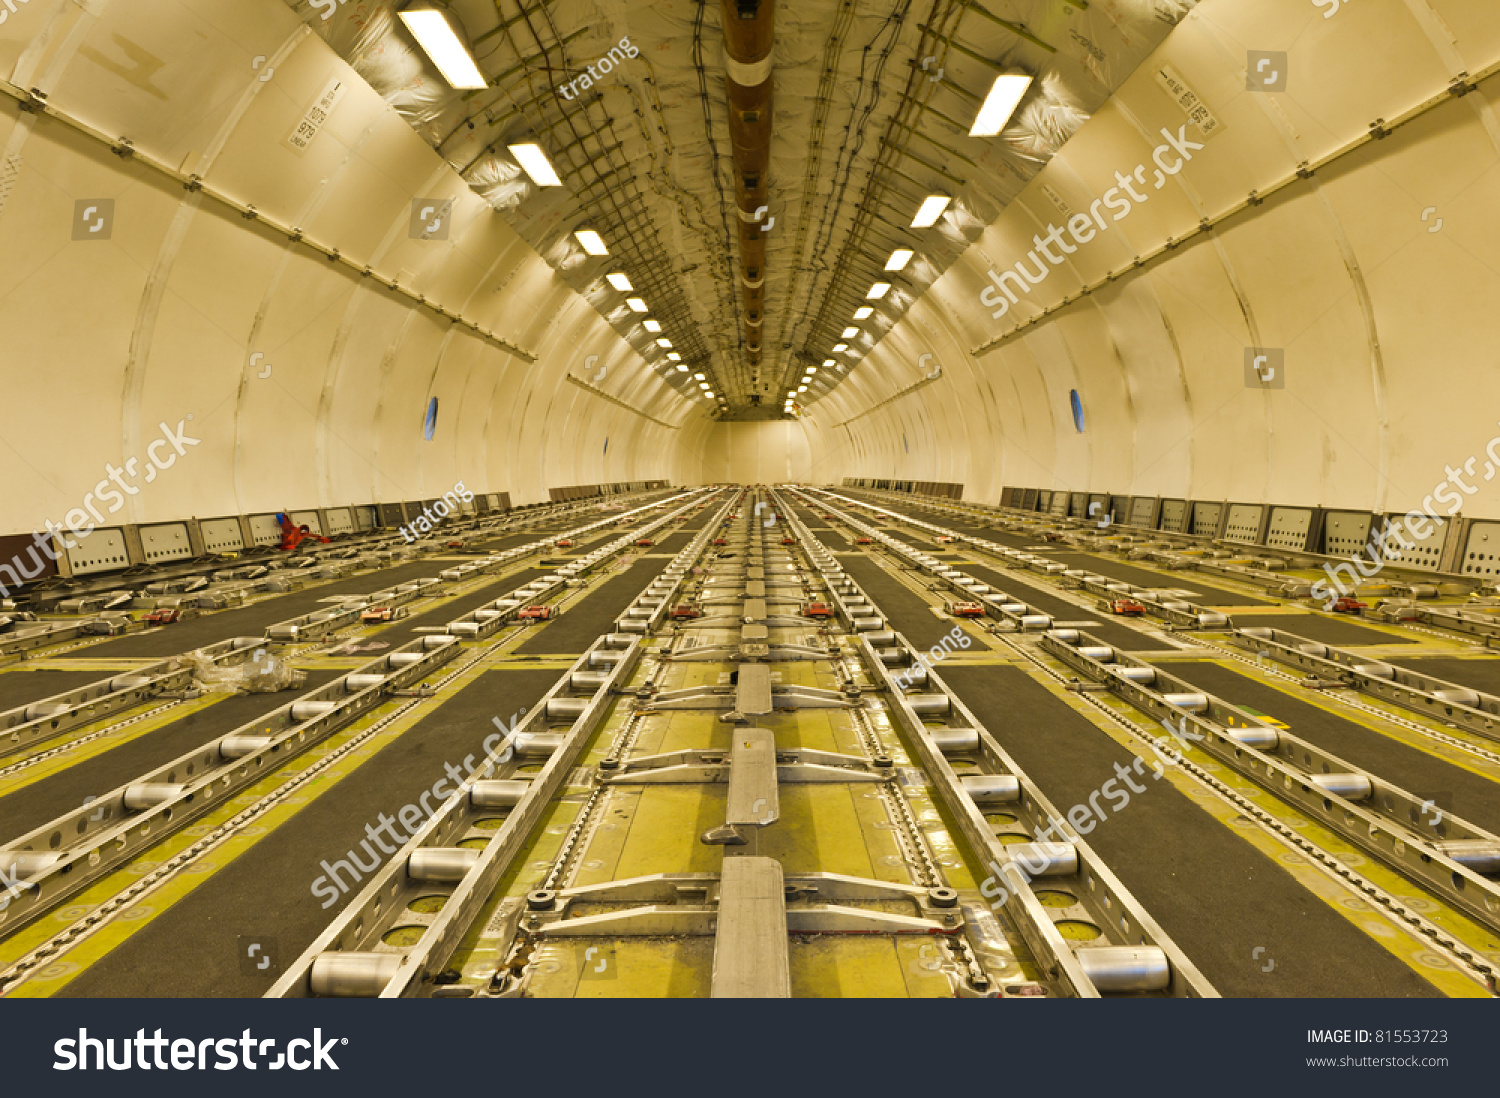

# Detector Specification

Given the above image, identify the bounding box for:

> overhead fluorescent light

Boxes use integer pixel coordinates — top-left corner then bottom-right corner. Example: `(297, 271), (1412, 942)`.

(656, 338), (672, 348)
(822, 359), (836, 367)
(867, 282), (891, 300)
(970, 73), (1034, 137)
(699, 382), (711, 389)
(853, 307), (873, 319)
(668, 352), (681, 360)
(676, 363), (688, 371)
(399, 5), (488, 90)
(605, 272), (633, 292)
(798, 385), (808, 392)
(841, 326), (859, 338)
(643, 319), (661, 332)
(508, 142), (561, 187)
(911, 195), (951, 228)
(832, 343), (848, 353)
(574, 229), (608, 255)
(626, 297), (648, 313)
(694, 372), (706, 380)
(885, 248), (914, 272)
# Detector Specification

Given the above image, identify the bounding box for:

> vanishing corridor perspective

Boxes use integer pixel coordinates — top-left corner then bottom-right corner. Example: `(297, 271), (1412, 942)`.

(2, 0), (1500, 1004)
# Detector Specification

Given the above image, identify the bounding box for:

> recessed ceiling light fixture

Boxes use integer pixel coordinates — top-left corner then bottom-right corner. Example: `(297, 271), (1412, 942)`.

(970, 73), (1034, 137)
(574, 229), (608, 255)
(508, 142), (562, 187)
(643, 319), (661, 332)
(885, 248), (914, 272)
(676, 363), (688, 371)
(626, 297), (648, 313)
(911, 195), (950, 228)
(866, 282), (891, 300)
(832, 343), (848, 353)
(656, 338), (672, 348)
(605, 272), (633, 291)
(399, 3), (488, 89)
(822, 358), (836, 367)
(853, 307), (873, 319)
(668, 352), (681, 360)
(841, 326), (859, 338)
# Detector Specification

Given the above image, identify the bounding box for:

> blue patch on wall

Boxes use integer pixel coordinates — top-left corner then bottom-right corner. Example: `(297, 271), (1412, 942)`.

(423, 397), (439, 441)
(1069, 389), (1085, 433)
(604, 437), (609, 455)
(903, 433), (909, 453)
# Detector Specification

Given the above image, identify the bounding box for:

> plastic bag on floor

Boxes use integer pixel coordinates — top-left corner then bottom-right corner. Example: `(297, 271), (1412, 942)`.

(177, 647), (307, 694)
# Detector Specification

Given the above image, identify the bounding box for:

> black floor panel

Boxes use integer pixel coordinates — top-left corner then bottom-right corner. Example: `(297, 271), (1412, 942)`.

(941, 665), (1440, 998)
(1229, 613), (1415, 646)
(0, 671), (340, 847)
(515, 558), (668, 655)
(58, 669), (558, 998)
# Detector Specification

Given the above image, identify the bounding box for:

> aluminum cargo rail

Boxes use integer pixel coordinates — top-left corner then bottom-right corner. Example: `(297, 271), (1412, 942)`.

(1042, 627), (1500, 961)
(775, 492), (1217, 999)
(266, 493), (735, 997)
(1230, 625), (1500, 742)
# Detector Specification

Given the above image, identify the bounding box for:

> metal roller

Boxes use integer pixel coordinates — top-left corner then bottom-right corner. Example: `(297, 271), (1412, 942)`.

(122, 783), (186, 810)
(1079, 646), (1115, 662)
(1048, 629), (1081, 644)
(1000, 602), (1028, 614)
(1431, 687), (1480, 708)
(0, 851), (63, 878)
(1005, 841), (1078, 876)
(344, 673), (385, 691)
(959, 774), (1020, 803)
(877, 648), (906, 665)
(1352, 662), (1395, 680)
(1297, 642), (1328, 657)
(588, 650), (625, 668)
(1077, 946), (1172, 992)
(1433, 840), (1500, 873)
(448, 622), (481, 636)
(929, 728), (979, 753)
(309, 953), (403, 998)
(899, 668), (929, 688)
(1161, 693), (1208, 713)
(23, 702), (71, 721)
(422, 635), (456, 650)
(864, 631), (896, 645)
(1197, 613), (1228, 628)
(1309, 773), (1373, 800)
(545, 696), (589, 722)
(387, 652), (423, 668)
(407, 847), (481, 882)
(1239, 627), (1274, 640)
(908, 695), (951, 716)
(290, 700), (339, 721)
(852, 616), (885, 631)
(470, 780), (530, 808)
(1224, 726), (1280, 750)
(1116, 666), (1156, 685)
(109, 674), (153, 692)
(474, 609), (503, 622)
(265, 624), (301, 641)
(604, 634), (636, 647)
(1162, 601), (1192, 612)
(218, 735), (273, 759)
(1020, 614), (1052, 630)
(571, 671), (609, 690)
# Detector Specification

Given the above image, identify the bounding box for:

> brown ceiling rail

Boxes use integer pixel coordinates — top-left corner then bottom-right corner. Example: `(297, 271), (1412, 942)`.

(723, 0), (775, 380)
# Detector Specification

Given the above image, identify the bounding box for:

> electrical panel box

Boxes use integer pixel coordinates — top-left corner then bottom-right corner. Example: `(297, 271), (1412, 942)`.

(1159, 499), (1188, 532)
(1224, 503), (1266, 544)
(139, 522), (193, 564)
(1191, 501), (1224, 538)
(289, 510), (322, 535)
(1460, 521), (1500, 577)
(1264, 507), (1313, 551)
(1049, 492), (1070, 517)
(324, 508), (354, 536)
(248, 513), (282, 547)
(199, 517), (245, 554)
(1382, 512), (1446, 572)
(1127, 497), (1157, 528)
(65, 527), (130, 575)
